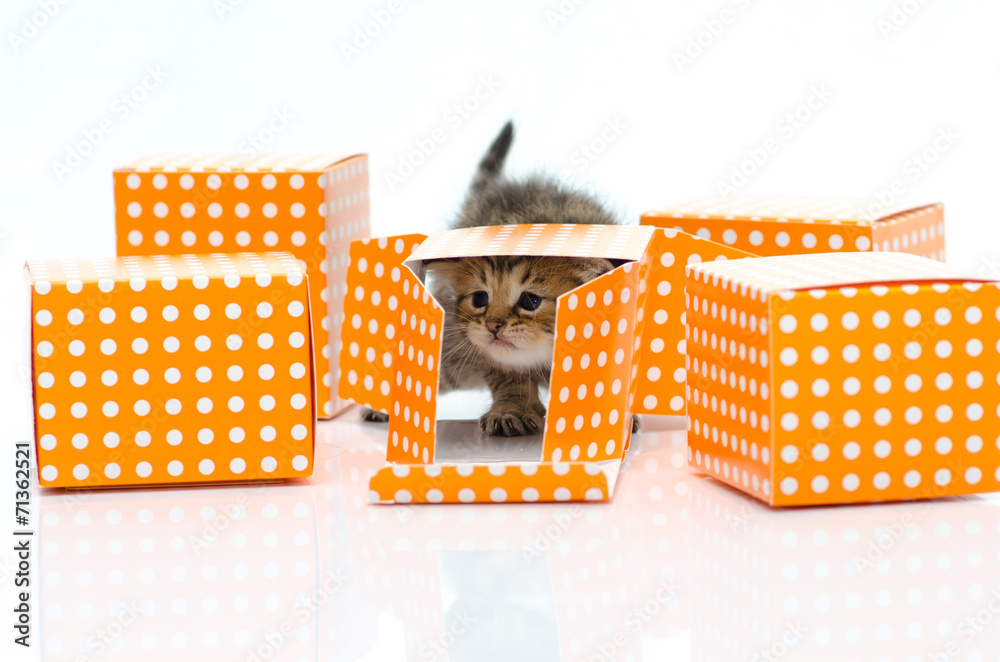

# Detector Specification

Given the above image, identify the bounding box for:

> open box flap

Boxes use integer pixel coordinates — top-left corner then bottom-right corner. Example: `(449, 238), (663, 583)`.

(407, 223), (656, 263)
(543, 262), (639, 463)
(687, 251), (994, 297)
(338, 234), (428, 414)
(642, 195), (935, 226)
(368, 458), (620, 504)
(384, 267), (443, 464)
(341, 225), (758, 432)
(631, 228), (756, 415)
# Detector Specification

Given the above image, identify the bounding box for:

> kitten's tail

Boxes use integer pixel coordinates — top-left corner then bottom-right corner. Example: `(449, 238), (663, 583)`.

(471, 121), (513, 192)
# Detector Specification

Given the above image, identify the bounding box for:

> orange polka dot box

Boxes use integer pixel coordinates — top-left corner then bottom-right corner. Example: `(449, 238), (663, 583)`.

(642, 195), (944, 261)
(339, 223), (751, 504)
(686, 251), (1000, 506)
(114, 153), (370, 421)
(26, 253), (316, 489)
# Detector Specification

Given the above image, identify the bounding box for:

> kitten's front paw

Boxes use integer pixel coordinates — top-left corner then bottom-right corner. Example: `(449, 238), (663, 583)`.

(480, 406), (542, 437)
(361, 407), (390, 423)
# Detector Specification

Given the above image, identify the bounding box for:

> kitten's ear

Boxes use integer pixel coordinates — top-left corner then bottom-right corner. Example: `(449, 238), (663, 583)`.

(423, 259), (463, 290)
(575, 258), (615, 282)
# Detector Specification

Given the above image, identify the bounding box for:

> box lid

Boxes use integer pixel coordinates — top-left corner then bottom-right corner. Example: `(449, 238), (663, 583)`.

(687, 252), (994, 297)
(644, 194), (938, 226)
(25, 252), (304, 288)
(115, 153), (365, 173)
(407, 223), (656, 263)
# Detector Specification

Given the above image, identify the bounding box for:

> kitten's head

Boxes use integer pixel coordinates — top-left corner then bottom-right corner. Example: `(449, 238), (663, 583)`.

(428, 256), (613, 369)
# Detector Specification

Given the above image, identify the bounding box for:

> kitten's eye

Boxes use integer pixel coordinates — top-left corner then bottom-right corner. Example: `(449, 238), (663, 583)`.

(518, 292), (542, 311)
(471, 291), (489, 308)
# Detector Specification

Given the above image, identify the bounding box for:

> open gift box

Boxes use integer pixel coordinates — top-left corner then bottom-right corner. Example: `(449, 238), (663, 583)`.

(642, 195), (945, 260)
(339, 224), (751, 504)
(685, 251), (1000, 506)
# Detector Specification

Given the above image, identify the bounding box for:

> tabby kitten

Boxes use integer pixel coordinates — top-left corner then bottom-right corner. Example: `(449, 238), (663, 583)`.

(365, 122), (623, 436)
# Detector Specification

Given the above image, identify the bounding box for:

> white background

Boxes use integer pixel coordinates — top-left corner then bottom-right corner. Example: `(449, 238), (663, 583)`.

(2, 1), (999, 660)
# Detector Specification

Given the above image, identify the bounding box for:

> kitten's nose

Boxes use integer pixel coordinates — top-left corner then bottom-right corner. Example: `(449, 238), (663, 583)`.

(485, 319), (506, 337)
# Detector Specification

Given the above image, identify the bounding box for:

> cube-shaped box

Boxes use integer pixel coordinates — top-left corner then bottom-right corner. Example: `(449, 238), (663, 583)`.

(339, 224), (750, 504)
(642, 195), (944, 260)
(26, 252), (316, 488)
(685, 251), (1000, 506)
(114, 153), (369, 419)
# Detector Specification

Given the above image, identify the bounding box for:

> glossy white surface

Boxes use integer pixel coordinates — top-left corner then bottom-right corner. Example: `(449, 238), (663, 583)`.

(28, 411), (1000, 661)
(6, 2), (1000, 660)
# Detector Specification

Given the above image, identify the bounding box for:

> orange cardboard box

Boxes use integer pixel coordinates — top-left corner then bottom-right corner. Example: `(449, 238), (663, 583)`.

(642, 195), (944, 260)
(26, 252), (316, 488)
(114, 153), (369, 419)
(339, 224), (750, 504)
(685, 251), (1000, 506)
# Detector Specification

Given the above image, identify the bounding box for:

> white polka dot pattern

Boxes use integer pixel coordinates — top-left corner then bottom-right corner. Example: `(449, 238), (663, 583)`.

(27, 253), (315, 487)
(689, 478), (1000, 660)
(342, 224), (749, 502)
(686, 252), (1000, 506)
(36, 456), (370, 661)
(632, 228), (754, 415)
(386, 268), (443, 465)
(338, 234), (428, 416)
(643, 196), (945, 261)
(114, 154), (369, 420)
(369, 461), (612, 504)
(690, 250), (967, 294)
(546, 263), (638, 462)
(647, 194), (923, 224)
(120, 153), (348, 172)
(409, 223), (655, 261)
